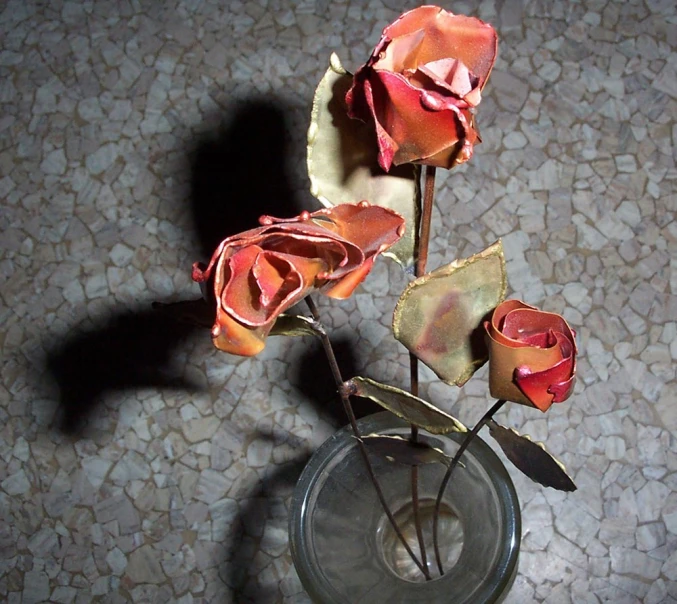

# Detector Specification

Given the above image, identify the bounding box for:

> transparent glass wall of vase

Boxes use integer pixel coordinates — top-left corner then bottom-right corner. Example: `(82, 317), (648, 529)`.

(289, 412), (521, 604)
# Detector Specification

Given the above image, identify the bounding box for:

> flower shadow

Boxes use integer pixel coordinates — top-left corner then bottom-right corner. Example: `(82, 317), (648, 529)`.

(188, 97), (311, 260)
(44, 97), (315, 434)
(45, 308), (204, 433)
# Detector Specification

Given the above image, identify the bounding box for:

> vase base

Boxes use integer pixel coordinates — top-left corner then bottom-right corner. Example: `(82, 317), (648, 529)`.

(379, 498), (464, 582)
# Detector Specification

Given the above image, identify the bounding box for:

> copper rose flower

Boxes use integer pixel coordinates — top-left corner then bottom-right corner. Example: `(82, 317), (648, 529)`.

(346, 5), (498, 172)
(192, 203), (404, 356)
(485, 300), (577, 412)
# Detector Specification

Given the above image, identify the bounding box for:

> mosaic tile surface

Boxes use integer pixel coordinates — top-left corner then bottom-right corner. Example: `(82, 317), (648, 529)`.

(1, 0), (676, 602)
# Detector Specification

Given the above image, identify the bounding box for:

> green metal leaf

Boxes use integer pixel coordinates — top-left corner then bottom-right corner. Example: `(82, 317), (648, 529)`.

(393, 241), (507, 386)
(346, 376), (466, 434)
(269, 314), (320, 338)
(488, 421), (577, 492)
(307, 53), (421, 269)
(362, 434), (452, 467)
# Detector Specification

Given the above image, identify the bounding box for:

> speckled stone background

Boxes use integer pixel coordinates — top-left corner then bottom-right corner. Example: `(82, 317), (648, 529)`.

(1, 0), (676, 602)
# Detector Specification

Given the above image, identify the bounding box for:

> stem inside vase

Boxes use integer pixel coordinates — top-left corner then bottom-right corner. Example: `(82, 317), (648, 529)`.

(380, 497), (464, 582)
(305, 297), (430, 579)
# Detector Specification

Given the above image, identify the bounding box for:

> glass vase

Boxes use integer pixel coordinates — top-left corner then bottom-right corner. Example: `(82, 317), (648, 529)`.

(289, 412), (520, 603)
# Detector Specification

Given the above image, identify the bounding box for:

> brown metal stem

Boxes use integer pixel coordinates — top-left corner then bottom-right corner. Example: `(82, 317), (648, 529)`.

(407, 164), (437, 578)
(417, 165), (437, 278)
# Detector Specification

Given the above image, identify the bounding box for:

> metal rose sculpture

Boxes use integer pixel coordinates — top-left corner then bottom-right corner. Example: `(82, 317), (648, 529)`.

(346, 5), (498, 171)
(191, 203), (404, 356)
(485, 300), (578, 412)
(156, 4), (582, 588)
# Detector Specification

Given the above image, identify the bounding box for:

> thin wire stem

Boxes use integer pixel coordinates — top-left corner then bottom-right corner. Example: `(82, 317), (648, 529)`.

(432, 399), (507, 575)
(407, 164), (437, 578)
(305, 297), (431, 579)
(409, 428), (428, 576)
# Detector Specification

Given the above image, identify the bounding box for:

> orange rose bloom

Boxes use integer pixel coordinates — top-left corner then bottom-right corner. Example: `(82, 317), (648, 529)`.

(346, 6), (497, 171)
(485, 300), (577, 412)
(192, 203), (404, 356)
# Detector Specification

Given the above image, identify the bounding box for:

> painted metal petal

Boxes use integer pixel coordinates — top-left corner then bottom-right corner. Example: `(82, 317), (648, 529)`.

(501, 308), (575, 346)
(381, 7), (498, 86)
(548, 373), (576, 403)
(371, 70), (474, 169)
(393, 241), (507, 386)
(211, 306), (269, 357)
(310, 203), (404, 255)
(221, 246), (287, 326)
(514, 353), (573, 412)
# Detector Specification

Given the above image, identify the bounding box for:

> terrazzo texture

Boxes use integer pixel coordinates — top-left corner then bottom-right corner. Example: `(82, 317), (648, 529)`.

(1, 0), (677, 602)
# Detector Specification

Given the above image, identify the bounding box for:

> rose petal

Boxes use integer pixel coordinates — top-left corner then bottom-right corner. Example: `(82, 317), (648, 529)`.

(501, 308), (575, 348)
(486, 329), (567, 375)
(363, 78), (398, 171)
(322, 256), (376, 299)
(192, 237), (228, 283)
(211, 308), (268, 356)
(311, 203), (404, 258)
(252, 252), (289, 307)
(222, 246), (284, 326)
(379, 6), (442, 46)
(259, 228), (353, 272)
(513, 335), (575, 411)
(371, 70), (474, 169)
(382, 7), (498, 85)
(253, 251), (327, 310)
(373, 27), (427, 74)
(416, 58), (481, 106)
(549, 373), (576, 403)
(487, 299), (536, 347)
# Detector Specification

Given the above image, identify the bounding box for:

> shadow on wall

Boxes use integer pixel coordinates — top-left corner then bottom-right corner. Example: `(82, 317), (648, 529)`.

(189, 98), (311, 260)
(218, 430), (311, 603)
(293, 336), (377, 426)
(46, 309), (203, 433)
(44, 97), (360, 434)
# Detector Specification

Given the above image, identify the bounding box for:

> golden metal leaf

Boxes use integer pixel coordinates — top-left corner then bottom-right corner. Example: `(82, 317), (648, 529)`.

(488, 422), (577, 492)
(307, 53), (421, 269)
(346, 376), (466, 434)
(393, 240), (507, 386)
(362, 434), (452, 467)
(269, 314), (320, 338)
